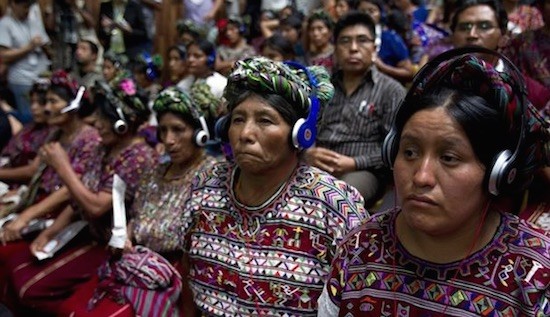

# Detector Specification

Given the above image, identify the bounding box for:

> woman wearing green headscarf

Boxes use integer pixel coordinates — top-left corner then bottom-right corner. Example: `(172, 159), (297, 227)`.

(179, 57), (369, 316)
(55, 86), (220, 317)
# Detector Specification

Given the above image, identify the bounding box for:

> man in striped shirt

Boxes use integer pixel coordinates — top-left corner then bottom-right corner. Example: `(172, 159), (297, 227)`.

(305, 11), (406, 206)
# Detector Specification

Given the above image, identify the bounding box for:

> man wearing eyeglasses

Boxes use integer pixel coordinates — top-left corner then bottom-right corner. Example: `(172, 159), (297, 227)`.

(305, 11), (406, 207)
(451, 0), (550, 110)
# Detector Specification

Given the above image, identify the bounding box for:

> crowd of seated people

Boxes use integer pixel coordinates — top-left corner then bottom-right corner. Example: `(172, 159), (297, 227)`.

(0, 0), (548, 316)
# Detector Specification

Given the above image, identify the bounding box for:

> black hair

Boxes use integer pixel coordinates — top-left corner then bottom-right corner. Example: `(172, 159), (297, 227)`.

(93, 90), (149, 134)
(79, 39), (99, 56)
(450, 0), (508, 34)
(394, 87), (509, 187)
(103, 51), (126, 69)
(168, 44), (187, 59)
(334, 11), (376, 41)
(11, 0), (36, 4)
(261, 34), (296, 60)
(280, 12), (304, 36)
(29, 82), (48, 105)
(49, 84), (93, 119)
(187, 39), (216, 70)
(307, 11), (335, 31)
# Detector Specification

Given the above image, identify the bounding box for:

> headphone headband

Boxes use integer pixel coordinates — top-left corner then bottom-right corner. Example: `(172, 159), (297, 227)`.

(382, 47), (549, 196)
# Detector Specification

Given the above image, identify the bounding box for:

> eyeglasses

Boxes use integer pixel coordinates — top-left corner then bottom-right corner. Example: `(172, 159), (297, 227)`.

(336, 35), (375, 47)
(455, 21), (497, 34)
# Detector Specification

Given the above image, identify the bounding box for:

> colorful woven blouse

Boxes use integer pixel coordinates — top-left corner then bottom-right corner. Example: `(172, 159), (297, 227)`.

(41, 125), (101, 194)
(77, 141), (158, 243)
(180, 161), (368, 316)
(318, 210), (550, 316)
(0, 123), (52, 168)
(129, 153), (218, 253)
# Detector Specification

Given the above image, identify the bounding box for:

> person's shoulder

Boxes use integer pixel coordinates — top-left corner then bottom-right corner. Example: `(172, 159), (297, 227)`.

(504, 213), (549, 261)
(292, 164), (365, 203)
(192, 159), (232, 188)
(372, 68), (406, 92)
(338, 209), (394, 249)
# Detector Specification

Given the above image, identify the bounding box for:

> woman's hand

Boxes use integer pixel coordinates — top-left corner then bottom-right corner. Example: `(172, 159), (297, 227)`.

(30, 229), (54, 255)
(1, 215), (29, 243)
(40, 142), (70, 172)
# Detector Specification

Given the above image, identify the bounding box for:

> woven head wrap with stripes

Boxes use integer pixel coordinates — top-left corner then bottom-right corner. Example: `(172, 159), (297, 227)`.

(405, 53), (550, 186)
(153, 85), (219, 122)
(223, 56), (334, 115)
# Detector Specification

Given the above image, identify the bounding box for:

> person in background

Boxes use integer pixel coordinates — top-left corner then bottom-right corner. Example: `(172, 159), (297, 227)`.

(503, 0), (544, 35)
(71, 38), (103, 90)
(216, 17), (256, 76)
(260, 34), (297, 62)
(450, 0), (550, 113)
(306, 12), (406, 207)
(0, 88), (24, 155)
(357, 0), (415, 83)
(0, 79), (52, 181)
(56, 87), (219, 317)
(176, 19), (205, 47)
(392, 0), (429, 23)
(186, 39), (227, 100)
(305, 10), (335, 73)
(179, 56), (367, 316)
(0, 0), (51, 124)
(166, 44), (193, 93)
(279, 12), (307, 63)
(98, 0), (148, 62)
(502, 0), (550, 89)
(43, 0), (98, 71)
(317, 48), (550, 317)
(5, 76), (156, 316)
(334, 0), (355, 20)
(102, 51), (127, 84)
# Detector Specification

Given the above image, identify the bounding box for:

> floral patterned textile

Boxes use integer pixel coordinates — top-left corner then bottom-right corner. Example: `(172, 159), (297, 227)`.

(180, 161), (368, 316)
(129, 153), (218, 253)
(40, 125), (101, 195)
(0, 123), (52, 168)
(318, 210), (550, 316)
(77, 141), (158, 243)
(507, 5), (544, 35)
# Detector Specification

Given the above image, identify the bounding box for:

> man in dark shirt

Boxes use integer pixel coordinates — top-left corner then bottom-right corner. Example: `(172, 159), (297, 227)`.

(305, 12), (406, 206)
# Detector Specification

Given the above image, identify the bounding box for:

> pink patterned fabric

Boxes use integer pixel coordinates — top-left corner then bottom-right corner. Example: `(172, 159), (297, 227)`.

(40, 125), (101, 195)
(0, 123), (52, 168)
(88, 245), (181, 317)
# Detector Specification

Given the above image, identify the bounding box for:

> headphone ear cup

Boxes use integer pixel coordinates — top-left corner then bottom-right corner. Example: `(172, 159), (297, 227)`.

(488, 150), (516, 196)
(207, 51), (216, 68)
(382, 128), (398, 168)
(215, 115), (230, 142)
(194, 129), (209, 147)
(114, 119), (128, 135)
(291, 117), (316, 149)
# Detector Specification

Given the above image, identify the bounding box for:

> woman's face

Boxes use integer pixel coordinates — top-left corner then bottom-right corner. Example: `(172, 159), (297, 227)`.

(168, 49), (187, 82)
(226, 24), (242, 45)
(93, 111), (118, 146)
(335, 0), (351, 19)
(358, 1), (381, 24)
(187, 44), (210, 78)
(393, 107), (487, 237)
(158, 112), (200, 165)
(102, 60), (117, 82)
(281, 25), (300, 44)
(308, 20), (332, 48)
(228, 95), (296, 175)
(45, 91), (70, 126)
(30, 93), (47, 124)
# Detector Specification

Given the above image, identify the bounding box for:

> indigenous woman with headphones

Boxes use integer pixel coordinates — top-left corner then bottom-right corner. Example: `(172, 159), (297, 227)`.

(318, 47), (550, 316)
(178, 56), (368, 316)
(186, 38), (228, 100)
(4, 76), (157, 315)
(55, 87), (219, 317)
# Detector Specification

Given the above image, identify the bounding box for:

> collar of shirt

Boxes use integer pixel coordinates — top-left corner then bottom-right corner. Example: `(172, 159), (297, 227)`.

(331, 66), (382, 93)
